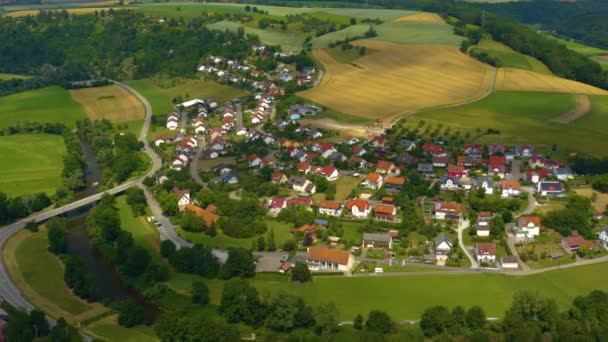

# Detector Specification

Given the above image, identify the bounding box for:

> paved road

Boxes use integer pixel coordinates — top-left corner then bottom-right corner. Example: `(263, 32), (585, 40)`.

(509, 159), (522, 181)
(457, 218), (479, 269)
(189, 136), (207, 187)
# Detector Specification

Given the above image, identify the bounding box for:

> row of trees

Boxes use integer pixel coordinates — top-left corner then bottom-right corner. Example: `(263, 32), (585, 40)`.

(0, 191), (51, 225)
(3, 304), (81, 342)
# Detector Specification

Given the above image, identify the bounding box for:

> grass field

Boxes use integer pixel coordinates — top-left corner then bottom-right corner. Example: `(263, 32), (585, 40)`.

(116, 196), (162, 258)
(324, 46), (377, 64)
(473, 38), (551, 75)
(571, 95), (608, 136)
(299, 40), (494, 122)
(575, 187), (608, 212)
(2, 229), (109, 324)
(590, 55), (608, 71)
(0, 134), (65, 197)
(0, 86), (86, 129)
(373, 21), (463, 46)
(88, 315), (159, 342)
(544, 34), (608, 57)
(128, 77), (246, 117)
(4, 7), (127, 17)
(206, 20), (307, 53)
(70, 84), (145, 122)
(411, 91), (608, 156)
(312, 24), (371, 49)
(0, 73), (29, 80)
(495, 68), (608, 95)
(393, 12), (443, 23)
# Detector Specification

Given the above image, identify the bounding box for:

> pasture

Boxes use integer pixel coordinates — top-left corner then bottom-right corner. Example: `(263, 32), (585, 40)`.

(4, 7), (127, 17)
(495, 68), (608, 95)
(2, 229), (109, 323)
(70, 84), (145, 122)
(0, 73), (29, 80)
(544, 34), (608, 57)
(0, 86), (86, 129)
(373, 21), (463, 46)
(299, 40), (494, 122)
(411, 91), (608, 156)
(393, 12), (444, 23)
(473, 38), (551, 75)
(206, 20), (307, 53)
(0, 134), (65, 197)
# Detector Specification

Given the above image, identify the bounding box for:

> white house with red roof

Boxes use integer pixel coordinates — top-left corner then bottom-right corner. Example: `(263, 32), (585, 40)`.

(268, 197), (287, 215)
(346, 199), (371, 218)
(248, 154), (262, 168)
(320, 165), (339, 181)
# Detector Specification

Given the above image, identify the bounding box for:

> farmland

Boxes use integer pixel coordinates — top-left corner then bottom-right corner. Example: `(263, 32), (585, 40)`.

(409, 91), (608, 156)
(0, 86), (86, 129)
(0, 134), (65, 197)
(373, 21), (463, 46)
(70, 84), (145, 122)
(472, 38), (552, 75)
(495, 68), (608, 95)
(0, 73), (29, 80)
(128, 77), (247, 117)
(206, 20), (307, 53)
(4, 7), (126, 17)
(393, 12), (444, 23)
(299, 40), (494, 122)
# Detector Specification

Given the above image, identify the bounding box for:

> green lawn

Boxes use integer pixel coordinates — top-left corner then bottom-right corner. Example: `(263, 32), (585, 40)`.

(0, 86), (86, 129)
(251, 262), (608, 320)
(544, 34), (608, 57)
(14, 230), (90, 315)
(411, 91), (608, 157)
(312, 24), (372, 49)
(116, 196), (161, 260)
(0, 134), (65, 197)
(206, 20), (307, 53)
(90, 321), (159, 342)
(0, 73), (30, 80)
(335, 176), (361, 202)
(128, 77), (247, 117)
(373, 21), (463, 46)
(473, 38), (552, 75)
(177, 220), (293, 250)
(341, 221), (363, 245)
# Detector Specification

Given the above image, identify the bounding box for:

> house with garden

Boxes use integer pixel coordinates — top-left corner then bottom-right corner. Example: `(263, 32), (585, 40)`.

(500, 180), (521, 198)
(515, 216), (542, 240)
(363, 172), (383, 189)
(318, 200), (342, 217)
(346, 199), (371, 219)
(362, 233), (393, 249)
(432, 201), (462, 221)
(537, 181), (564, 196)
(598, 227), (608, 247)
(434, 233), (453, 261)
(475, 243), (496, 263)
(561, 232), (595, 253)
(306, 247), (354, 273)
(374, 204), (397, 221)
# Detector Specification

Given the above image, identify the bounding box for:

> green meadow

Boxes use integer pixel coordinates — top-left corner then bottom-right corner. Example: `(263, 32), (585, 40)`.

(411, 91), (608, 156)
(544, 34), (608, 57)
(206, 20), (308, 53)
(0, 86), (86, 129)
(0, 134), (65, 197)
(473, 38), (552, 75)
(0, 73), (30, 80)
(373, 21), (463, 46)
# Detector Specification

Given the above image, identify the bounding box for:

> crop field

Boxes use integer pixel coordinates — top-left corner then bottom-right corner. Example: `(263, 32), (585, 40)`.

(410, 91), (608, 156)
(299, 40), (494, 122)
(206, 20), (307, 53)
(4, 7), (127, 17)
(495, 68), (608, 95)
(128, 77), (246, 117)
(473, 38), (551, 75)
(2, 229), (109, 324)
(0, 73), (29, 80)
(0, 86), (86, 129)
(373, 21), (463, 46)
(393, 12), (444, 23)
(70, 84), (145, 122)
(0, 134), (65, 197)
(312, 24), (371, 49)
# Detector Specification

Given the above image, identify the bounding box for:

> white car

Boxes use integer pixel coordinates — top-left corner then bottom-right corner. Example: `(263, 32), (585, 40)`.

(374, 267), (384, 273)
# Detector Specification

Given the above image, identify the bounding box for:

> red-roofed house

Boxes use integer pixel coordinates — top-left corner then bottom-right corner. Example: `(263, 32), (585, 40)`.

(447, 164), (468, 178)
(501, 180), (521, 198)
(271, 172), (287, 185)
(321, 165), (339, 181)
(433, 202), (462, 220)
(374, 204), (397, 221)
(248, 154), (262, 168)
(422, 142), (446, 157)
(375, 160), (400, 176)
(516, 216), (542, 239)
(306, 247), (354, 272)
(526, 169), (549, 183)
(346, 199), (371, 218)
(318, 200), (342, 216)
(475, 243), (496, 263)
(268, 197), (287, 215)
(561, 232), (596, 253)
(363, 172), (384, 189)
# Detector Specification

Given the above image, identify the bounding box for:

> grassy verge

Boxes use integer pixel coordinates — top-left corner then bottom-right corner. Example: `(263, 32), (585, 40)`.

(0, 134), (65, 197)
(473, 37), (552, 75)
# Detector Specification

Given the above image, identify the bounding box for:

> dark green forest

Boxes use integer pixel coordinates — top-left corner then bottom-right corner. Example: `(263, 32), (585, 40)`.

(0, 9), (259, 80)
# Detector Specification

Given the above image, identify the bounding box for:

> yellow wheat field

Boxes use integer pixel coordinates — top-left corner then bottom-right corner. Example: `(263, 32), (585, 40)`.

(393, 12), (444, 23)
(495, 68), (608, 95)
(299, 40), (495, 121)
(70, 85), (145, 122)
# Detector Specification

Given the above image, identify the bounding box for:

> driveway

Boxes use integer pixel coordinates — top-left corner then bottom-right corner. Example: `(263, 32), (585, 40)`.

(457, 218), (479, 269)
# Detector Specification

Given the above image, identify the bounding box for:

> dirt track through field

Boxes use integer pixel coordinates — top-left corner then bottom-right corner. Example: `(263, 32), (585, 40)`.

(552, 95), (591, 124)
(70, 84), (145, 122)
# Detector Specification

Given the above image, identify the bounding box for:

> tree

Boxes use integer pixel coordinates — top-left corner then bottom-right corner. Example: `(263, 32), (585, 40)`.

(219, 279), (265, 326)
(48, 318), (82, 342)
(29, 309), (49, 337)
(354, 314), (364, 330)
(266, 228), (276, 251)
(257, 235), (265, 251)
(315, 302), (339, 335)
(264, 293), (302, 331)
(220, 248), (255, 279)
(466, 306), (487, 330)
(25, 220), (39, 232)
(365, 310), (394, 334)
(47, 217), (68, 254)
(5, 309), (34, 342)
(155, 314), (240, 342)
(181, 210), (207, 232)
(160, 240), (176, 258)
(115, 299), (145, 328)
(282, 239), (297, 251)
(126, 187), (146, 216)
(291, 262), (312, 283)
(420, 305), (453, 337)
(192, 281), (209, 305)
(451, 305), (466, 333)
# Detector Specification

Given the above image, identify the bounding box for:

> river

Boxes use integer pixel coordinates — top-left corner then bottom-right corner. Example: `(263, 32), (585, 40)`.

(75, 137), (102, 199)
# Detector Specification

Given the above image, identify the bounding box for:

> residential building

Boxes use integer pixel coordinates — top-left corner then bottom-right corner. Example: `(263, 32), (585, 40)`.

(287, 176), (316, 194)
(346, 199), (371, 219)
(554, 167), (573, 181)
(321, 165), (339, 181)
(362, 233), (393, 249)
(417, 164), (435, 178)
(476, 221), (490, 237)
(318, 200), (342, 217)
(363, 173), (384, 189)
(501, 180), (521, 198)
(440, 176), (464, 191)
(561, 232), (595, 253)
(526, 169), (549, 184)
(374, 204), (397, 221)
(433, 202), (462, 220)
(268, 197), (287, 215)
(435, 233), (453, 261)
(501, 256), (519, 269)
(172, 188), (191, 210)
(516, 216), (542, 239)
(385, 176), (406, 192)
(475, 177), (494, 195)
(537, 181), (564, 196)
(447, 164), (468, 178)
(375, 161), (400, 176)
(475, 243), (497, 263)
(598, 227), (608, 247)
(306, 247), (354, 273)
(271, 172), (287, 185)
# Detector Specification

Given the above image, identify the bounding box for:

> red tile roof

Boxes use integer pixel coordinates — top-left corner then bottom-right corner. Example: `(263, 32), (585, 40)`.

(307, 247), (351, 265)
(374, 204), (396, 215)
(476, 243), (496, 255)
(319, 200), (341, 210)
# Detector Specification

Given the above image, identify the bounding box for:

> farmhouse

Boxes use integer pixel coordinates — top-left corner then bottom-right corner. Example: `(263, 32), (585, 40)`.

(318, 200), (342, 217)
(346, 199), (371, 219)
(306, 247), (354, 273)
(475, 243), (496, 263)
(433, 202), (462, 220)
(362, 233), (393, 249)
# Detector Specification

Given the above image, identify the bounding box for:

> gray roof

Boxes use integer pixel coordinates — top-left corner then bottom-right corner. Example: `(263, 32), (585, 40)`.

(539, 181), (563, 192)
(434, 233), (452, 247)
(418, 164), (434, 172)
(362, 233), (392, 243)
(501, 256), (518, 263)
(476, 177), (494, 187)
(554, 167), (572, 175)
(288, 175), (307, 186)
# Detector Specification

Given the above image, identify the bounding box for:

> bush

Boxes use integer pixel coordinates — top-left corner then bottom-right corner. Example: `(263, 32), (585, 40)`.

(192, 281), (209, 305)
(160, 240), (176, 258)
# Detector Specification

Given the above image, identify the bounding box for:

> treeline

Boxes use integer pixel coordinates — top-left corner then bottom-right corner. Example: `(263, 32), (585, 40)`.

(478, 0), (608, 49)
(57, 130), (87, 202)
(0, 10), (259, 80)
(77, 119), (144, 184)
(0, 192), (51, 225)
(2, 303), (81, 342)
(0, 64), (105, 96)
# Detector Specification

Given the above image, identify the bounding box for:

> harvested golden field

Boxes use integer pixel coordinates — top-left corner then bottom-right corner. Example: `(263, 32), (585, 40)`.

(70, 84), (145, 122)
(4, 7), (128, 17)
(393, 12), (444, 23)
(495, 68), (608, 95)
(299, 40), (495, 122)
(574, 188), (608, 212)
